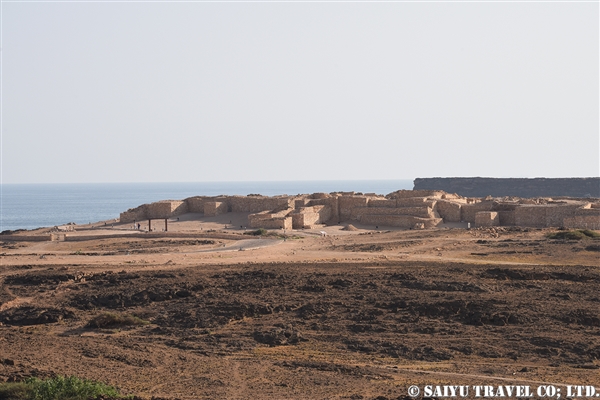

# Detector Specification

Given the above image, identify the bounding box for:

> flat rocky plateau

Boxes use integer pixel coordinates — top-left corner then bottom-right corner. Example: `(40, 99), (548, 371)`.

(1, 221), (598, 399)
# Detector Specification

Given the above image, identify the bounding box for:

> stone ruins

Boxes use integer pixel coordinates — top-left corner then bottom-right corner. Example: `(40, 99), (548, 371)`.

(119, 190), (600, 230)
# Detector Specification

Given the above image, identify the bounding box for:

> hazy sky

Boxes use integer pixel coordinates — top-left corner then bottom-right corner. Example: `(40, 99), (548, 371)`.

(2, 1), (598, 184)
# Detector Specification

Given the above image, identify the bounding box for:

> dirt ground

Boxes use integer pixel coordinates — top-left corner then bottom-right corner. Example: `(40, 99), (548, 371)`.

(0, 216), (599, 399)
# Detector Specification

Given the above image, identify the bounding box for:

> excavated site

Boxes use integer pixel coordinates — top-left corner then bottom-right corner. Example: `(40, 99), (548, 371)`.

(1, 188), (599, 399)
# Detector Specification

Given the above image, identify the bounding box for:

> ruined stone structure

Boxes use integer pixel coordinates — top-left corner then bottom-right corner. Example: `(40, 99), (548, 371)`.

(414, 177), (600, 198)
(119, 190), (600, 230)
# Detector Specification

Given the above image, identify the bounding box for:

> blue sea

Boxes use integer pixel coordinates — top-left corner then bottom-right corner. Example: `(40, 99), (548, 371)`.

(1, 180), (413, 232)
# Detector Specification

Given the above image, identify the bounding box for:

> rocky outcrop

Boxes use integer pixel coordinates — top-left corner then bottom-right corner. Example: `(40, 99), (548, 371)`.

(413, 177), (600, 198)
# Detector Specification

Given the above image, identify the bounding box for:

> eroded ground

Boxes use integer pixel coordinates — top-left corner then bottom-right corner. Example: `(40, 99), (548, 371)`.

(0, 221), (599, 399)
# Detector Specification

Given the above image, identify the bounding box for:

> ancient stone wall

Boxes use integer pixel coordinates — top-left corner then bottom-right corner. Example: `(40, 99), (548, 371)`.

(395, 198), (436, 207)
(338, 196), (369, 221)
(351, 206), (433, 220)
(475, 211), (499, 227)
(307, 197), (340, 222)
(435, 201), (461, 222)
(513, 206), (547, 227)
(146, 201), (188, 219)
(119, 204), (149, 223)
(120, 201), (188, 223)
(204, 201), (228, 217)
(368, 199), (397, 208)
(544, 205), (583, 227)
(291, 205), (332, 228)
(564, 215), (600, 230)
(360, 214), (442, 228)
(228, 196), (293, 213)
(460, 202), (495, 223)
(248, 212), (292, 229)
(386, 190), (445, 199)
(185, 197), (210, 213)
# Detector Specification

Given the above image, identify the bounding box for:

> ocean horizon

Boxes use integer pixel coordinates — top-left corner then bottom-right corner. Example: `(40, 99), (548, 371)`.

(1, 180), (414, 232)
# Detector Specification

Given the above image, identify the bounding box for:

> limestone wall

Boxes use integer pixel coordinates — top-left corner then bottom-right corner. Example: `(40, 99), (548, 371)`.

(306, 197), (339, 222)
(435, 201), (461, 222)
(249, 212), (292, 229)
(229, 196), (293, 213)
(120, 204), (149, 223)
(460, 202), (495, 223)
(146, 201), (188, 219)
(339, 196), (368, 221)
(545, 204), (583, 227)
(360, 214), (442, 228)
(291, 205), (332, 228)
(475, 211), (499, 227)
(120, 201), (188, 223)
(513, 206), (547, 227)
(351, 206), (433, 219)
(386, 189), (444, 199)
(0, 235), (50, 242)
(204, 201), (228, 217)
(496, 211), (515, 226)
(185, 197), (210, 213)
(368, 199), (397, 208)
(563, 206), (600, 229)
(564, 215), (600, 230)
(395, 198), (436, 207)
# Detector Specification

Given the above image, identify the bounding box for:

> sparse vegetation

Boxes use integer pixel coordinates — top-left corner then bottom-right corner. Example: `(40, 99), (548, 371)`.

(244, 228), (267, 236)
(0, 381), (30, 400)
(243, 229), (301, 240)
(547, 230), (600, 240)
(580, 229), (600, 238)
(0, 376), (123, 400)
(86, 312), (148, 329)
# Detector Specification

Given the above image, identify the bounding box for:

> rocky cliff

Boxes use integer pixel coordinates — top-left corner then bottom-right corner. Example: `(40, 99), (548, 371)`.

(413, 177), (600, 198)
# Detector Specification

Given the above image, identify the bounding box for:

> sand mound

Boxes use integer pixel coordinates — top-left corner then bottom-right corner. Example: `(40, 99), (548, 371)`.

(343, 224), (358, 231)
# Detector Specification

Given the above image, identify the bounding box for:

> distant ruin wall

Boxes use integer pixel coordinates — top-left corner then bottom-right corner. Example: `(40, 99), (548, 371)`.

(395, 198), (435, 207)
(185, 197), (211, 213)
(339, 197), (369, 221)
(386, 190), (445, 199)
(414, 177), (600, 198)
(461, 202), (495, 223)
(229, 197), (293, 213)
(564, 215), (600, 230)
(435, 201), (461, 222)
(249, 215), (292, 230)
(306, 197), (340, 222)
(120, 201), (188, 222)
(360, 214), (442, 229)
(351, 206), (433, 219)
(475, 212), (499, 227)
(146, 201), (188, 219)
(204, 201), (228, 217)
(291, 206), (332, 228)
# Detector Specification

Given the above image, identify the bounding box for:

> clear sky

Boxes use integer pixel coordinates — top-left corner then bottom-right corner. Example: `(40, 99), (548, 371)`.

(2, 1), (598, 184)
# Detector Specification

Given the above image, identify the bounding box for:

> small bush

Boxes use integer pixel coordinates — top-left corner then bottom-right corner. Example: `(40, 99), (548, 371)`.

(580, 229), (600, 238)
(0, 376), (123, 400)
(0, 382), (30, 400)
(547, 230), (600, 240)
(86, 312), (148, 329)
(27, 376), (121, 400)
(244, 228), (267, 236)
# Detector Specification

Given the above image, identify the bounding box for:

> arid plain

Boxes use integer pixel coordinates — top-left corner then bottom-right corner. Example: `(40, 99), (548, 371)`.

(1, 213), (599, 399)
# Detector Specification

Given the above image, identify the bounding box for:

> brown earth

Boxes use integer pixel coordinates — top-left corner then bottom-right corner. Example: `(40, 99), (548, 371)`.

(0, 218), (599, 399)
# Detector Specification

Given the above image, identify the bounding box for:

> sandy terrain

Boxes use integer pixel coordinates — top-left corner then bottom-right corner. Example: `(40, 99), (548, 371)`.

(0, 214), (598, 399)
